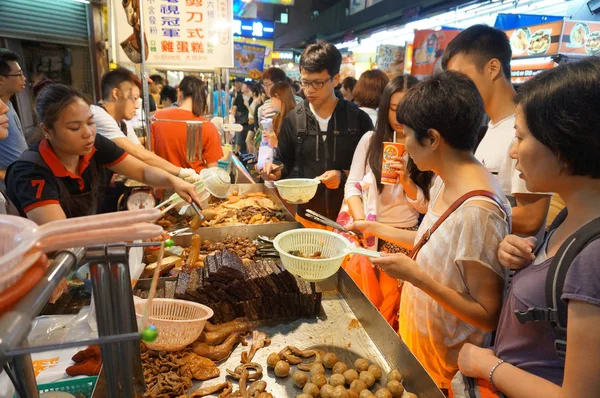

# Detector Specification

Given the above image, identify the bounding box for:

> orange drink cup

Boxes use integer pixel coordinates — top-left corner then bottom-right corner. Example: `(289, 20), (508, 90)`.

(381, 142), (405, 185)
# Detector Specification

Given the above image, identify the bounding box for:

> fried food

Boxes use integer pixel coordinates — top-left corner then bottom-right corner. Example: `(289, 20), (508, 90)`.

(199, 319), (253, 345)
(187, 381), (233, 397)
(179, 353), (220, 381)
(241, 331), (271, 364)
(193, 333), (244, 362)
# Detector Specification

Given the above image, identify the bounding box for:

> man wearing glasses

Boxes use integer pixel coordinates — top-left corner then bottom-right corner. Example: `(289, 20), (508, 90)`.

(91, 69), (200, 198)
(262, 42), (373, 225)
(0, 49), (27, 190)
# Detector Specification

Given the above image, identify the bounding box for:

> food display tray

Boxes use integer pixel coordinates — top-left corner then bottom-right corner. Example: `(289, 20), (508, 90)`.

(186, 271), (443, 398)
(173, 183), (301, 247)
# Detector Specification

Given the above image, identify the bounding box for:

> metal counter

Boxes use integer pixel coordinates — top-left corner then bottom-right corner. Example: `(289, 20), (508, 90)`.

(184, 270), (444, 398)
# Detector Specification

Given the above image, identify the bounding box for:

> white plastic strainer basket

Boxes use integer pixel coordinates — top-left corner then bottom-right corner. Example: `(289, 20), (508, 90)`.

(273, 229), (380, 282)
(135, 298), (214, 351)
(274, 178), (320, 204)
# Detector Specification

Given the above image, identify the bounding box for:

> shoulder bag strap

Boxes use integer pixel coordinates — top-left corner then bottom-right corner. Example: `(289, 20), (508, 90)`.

(410, 190), (505, 259)
(292, 103), (307, 175)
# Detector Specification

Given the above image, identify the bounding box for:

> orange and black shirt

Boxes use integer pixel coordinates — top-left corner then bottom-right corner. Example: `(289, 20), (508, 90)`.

(5, 134), (127, 216)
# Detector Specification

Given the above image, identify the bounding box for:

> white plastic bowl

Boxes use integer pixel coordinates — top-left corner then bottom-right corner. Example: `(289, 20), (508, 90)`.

(274, 178), (320, 204)
(200, 167), (231, 198)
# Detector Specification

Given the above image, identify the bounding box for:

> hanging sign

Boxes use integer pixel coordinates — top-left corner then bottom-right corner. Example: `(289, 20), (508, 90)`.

(231, 42), (266, 79)
(411, 29), (461, 78)
(112, 0), (234, 69)
(376, 45), (405, 78)
(559, 20), (600, 55)
(505, 21), (563, 59)
(233, 18), (275, 39)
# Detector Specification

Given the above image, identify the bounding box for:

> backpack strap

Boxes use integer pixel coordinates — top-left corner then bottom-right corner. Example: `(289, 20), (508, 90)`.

(515, 215), (600, 359)
(291, 102), (307, 176)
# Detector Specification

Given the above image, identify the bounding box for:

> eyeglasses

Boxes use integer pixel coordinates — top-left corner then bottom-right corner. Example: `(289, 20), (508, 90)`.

(300, 77), (333, 90)
(2, 70), (24, 78)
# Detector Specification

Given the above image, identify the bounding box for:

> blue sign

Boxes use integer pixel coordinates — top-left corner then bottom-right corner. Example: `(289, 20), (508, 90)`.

(233, 18), (275, 40)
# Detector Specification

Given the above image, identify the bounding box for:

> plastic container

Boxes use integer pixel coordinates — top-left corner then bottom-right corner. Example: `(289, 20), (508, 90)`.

(12, 376), (98, 398)
(134, 298), (214, 352)
(200, 167), (231, 198)
(274, 178), (321, 204)
(0, 209), (162, 294)
(273, 229), (380, 282)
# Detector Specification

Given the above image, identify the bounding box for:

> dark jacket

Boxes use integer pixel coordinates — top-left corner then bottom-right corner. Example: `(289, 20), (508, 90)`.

(275, 99), (373, 219)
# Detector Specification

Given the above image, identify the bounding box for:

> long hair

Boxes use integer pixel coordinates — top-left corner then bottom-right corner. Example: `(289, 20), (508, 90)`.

(365, 75), (434, 198)
(178, 76), (207, 117)
(271, 82), (296, 135)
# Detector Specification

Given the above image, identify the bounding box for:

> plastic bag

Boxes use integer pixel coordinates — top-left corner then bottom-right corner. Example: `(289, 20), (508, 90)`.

(344, 254), (383, 308)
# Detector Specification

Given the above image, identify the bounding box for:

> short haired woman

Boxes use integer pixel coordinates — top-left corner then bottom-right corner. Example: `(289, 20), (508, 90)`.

(351, 71), (511, 390)
(352, 70), (389, 126)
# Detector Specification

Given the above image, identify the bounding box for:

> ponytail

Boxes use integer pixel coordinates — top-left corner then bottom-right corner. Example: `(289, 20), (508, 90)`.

(179, 76), (207, 117)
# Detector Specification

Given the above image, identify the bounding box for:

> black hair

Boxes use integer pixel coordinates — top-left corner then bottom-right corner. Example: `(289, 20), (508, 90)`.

(299, 41), (342, 77)
(150, 74), (165, 86)
(100, 67), (141, 101)
(178, 76), (207, 117)
(263, 67), (287, 83)
(36, 83), (90, 129)
(160, 85), (177, 104)
(397, 71), (484, 152)
(516, 56), (600, 178)
(0, 49), (19, 76)
(441, 24), (512, 80)
(365, 75), (433, 198)
(341, 76), (357, 92)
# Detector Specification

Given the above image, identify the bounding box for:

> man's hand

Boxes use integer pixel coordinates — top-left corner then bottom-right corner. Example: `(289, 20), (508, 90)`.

(260, 162), (282, 181)
(177, 168), (201, 184)
(317, 170), (342, 189)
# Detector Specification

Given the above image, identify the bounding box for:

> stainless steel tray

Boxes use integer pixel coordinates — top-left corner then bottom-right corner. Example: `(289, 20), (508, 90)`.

(173, 183), (300, 246)
(184, 270), (444, 398)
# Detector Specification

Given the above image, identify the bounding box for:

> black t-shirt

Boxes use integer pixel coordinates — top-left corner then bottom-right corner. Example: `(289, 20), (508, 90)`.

(6, 134), (127, 216)
(233, 92), (251, 124)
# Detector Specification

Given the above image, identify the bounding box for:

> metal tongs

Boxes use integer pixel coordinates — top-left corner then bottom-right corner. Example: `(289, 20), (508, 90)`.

(304, 209), (363, 240)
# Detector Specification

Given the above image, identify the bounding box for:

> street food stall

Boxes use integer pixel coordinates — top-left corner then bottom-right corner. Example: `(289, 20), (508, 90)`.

(506, 19), (600, 84)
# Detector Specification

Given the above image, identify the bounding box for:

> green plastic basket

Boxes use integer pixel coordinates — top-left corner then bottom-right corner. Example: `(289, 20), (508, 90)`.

(13, 376), (97, 398)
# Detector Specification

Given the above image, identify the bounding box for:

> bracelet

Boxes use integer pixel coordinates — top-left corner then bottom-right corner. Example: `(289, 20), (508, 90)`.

(488, 359), (505, 390)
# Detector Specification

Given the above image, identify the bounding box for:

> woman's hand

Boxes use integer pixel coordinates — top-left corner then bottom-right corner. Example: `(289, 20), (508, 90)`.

(370, 253), (425, 284)
(171, 177), (201, 206)
(347, 220), (379, 239)
(457, 343), (499, 379)
(390, 156), (411, 187)
(498, 235), (537, 270)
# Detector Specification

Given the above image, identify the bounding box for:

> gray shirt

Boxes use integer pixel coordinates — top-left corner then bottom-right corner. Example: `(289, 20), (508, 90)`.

(0, 101), (27, 190)
(494, 235), (600, 385)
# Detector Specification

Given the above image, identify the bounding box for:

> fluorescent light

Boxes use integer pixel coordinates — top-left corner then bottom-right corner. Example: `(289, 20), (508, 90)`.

(70, 0), (90, 3)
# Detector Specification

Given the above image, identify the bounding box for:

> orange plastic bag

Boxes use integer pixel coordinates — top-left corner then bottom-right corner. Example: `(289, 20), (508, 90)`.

(343, 254), (383, 308)
(378, 271), (401, 329)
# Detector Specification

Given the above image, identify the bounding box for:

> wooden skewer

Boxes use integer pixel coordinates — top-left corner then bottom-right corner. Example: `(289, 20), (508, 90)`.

(141, 241), (165, 328)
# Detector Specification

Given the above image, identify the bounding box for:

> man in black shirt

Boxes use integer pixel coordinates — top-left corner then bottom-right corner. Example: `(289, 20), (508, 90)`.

(262, 41), (373, 224)
(230, 77), (252, 153)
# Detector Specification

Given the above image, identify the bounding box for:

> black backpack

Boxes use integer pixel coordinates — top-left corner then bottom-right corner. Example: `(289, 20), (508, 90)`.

(291, 101), (359, 177)
(514, 208), (600, 359)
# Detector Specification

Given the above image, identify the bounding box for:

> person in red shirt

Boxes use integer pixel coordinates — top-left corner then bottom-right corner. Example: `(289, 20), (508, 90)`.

(151, 76), (223, 172)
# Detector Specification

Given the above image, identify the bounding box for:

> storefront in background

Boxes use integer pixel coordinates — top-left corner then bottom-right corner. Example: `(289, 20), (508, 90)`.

(0, 0), (98, 140)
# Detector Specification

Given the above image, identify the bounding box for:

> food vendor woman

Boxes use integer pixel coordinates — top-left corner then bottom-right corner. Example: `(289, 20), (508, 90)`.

(5, 83), (200, 224)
